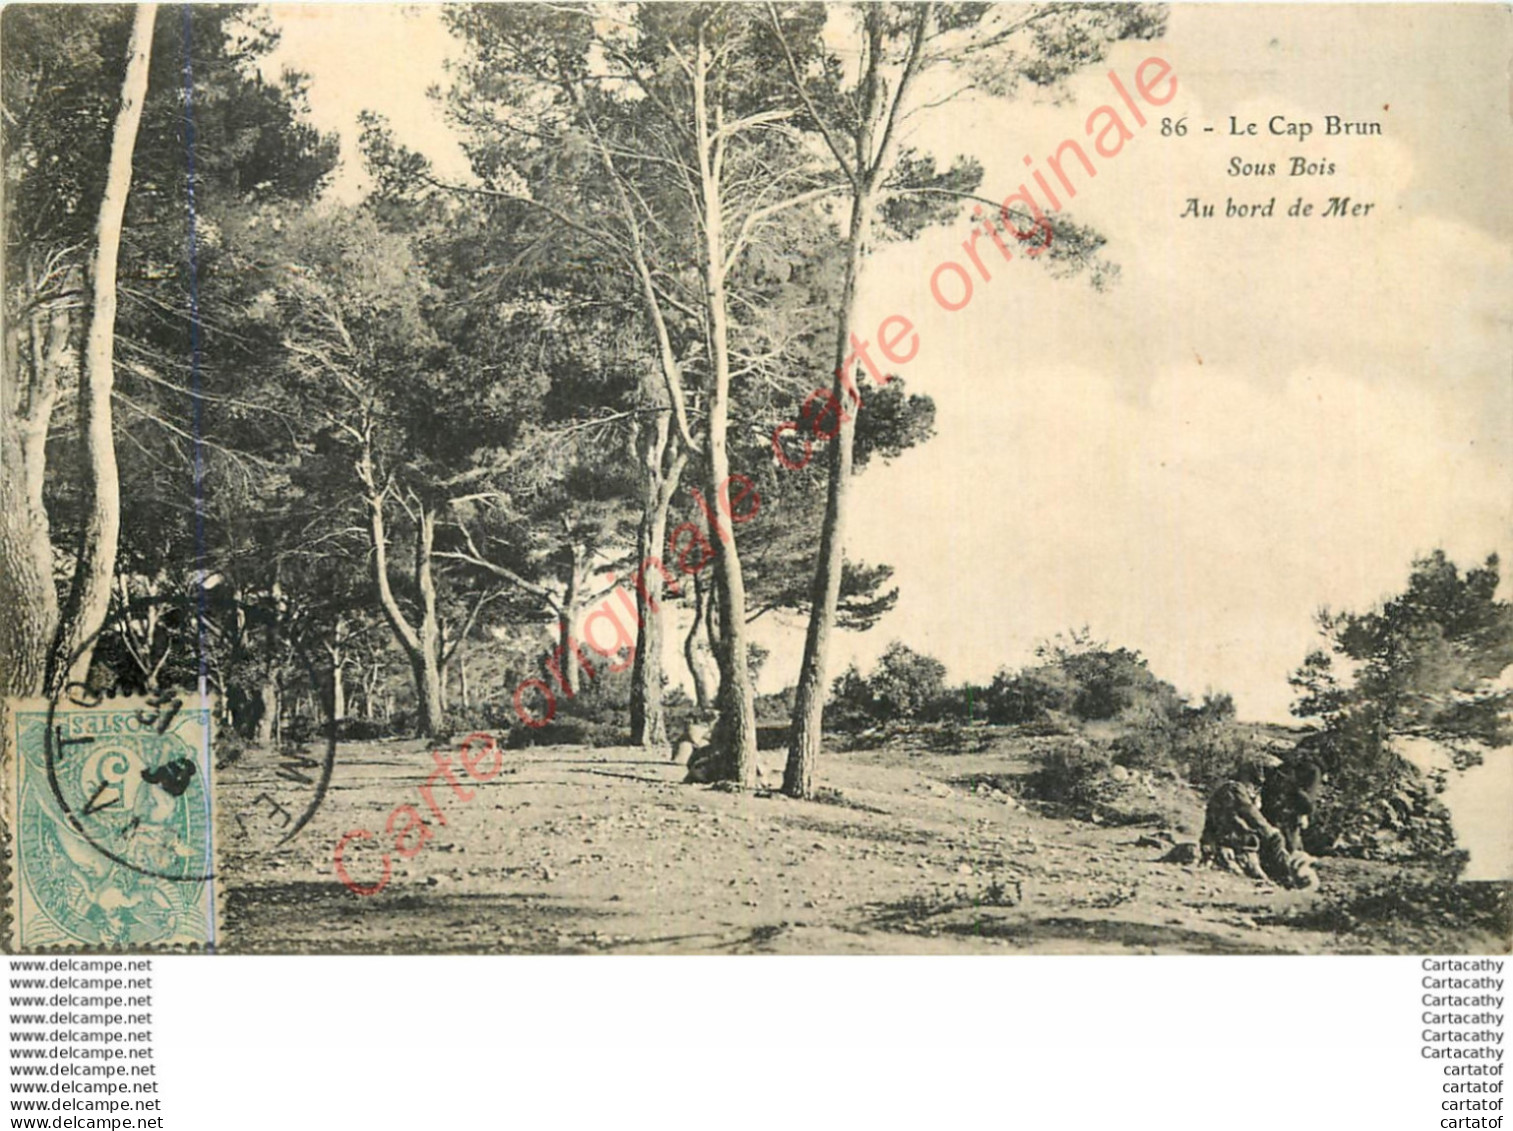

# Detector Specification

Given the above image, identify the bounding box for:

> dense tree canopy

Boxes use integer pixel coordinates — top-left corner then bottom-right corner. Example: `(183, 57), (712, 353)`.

(0, 1), (1249, 806)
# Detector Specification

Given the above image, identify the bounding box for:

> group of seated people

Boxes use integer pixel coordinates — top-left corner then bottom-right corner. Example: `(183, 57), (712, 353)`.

(1199, 753), (1325, 889)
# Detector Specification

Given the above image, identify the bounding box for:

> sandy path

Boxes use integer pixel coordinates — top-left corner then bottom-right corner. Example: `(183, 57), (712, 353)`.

(215, 735), (1398, 955)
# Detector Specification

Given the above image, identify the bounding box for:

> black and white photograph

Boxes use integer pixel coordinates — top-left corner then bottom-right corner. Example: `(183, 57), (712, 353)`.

(3, 2), (1510, 965)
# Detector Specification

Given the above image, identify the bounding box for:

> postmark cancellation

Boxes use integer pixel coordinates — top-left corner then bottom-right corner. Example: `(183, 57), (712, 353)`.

(4, 693), (216, 951)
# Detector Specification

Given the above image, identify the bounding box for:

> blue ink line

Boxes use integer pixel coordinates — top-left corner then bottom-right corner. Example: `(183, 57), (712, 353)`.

(180, 3), (215, 948)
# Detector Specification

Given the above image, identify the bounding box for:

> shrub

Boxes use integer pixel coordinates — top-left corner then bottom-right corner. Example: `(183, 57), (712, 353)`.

(984, 634), (1184, 727)
(922, 720), (994, 754)
(867, 642), (949, 721)
(1109, 726), (1171, 772)
(754, 686), (796, 725)
(1172, 718), (1256, 794)
(982, 665), (1074, 724)
(383, 707), (480, 742)
(825, 664), (876, 732)
(1025, 740), (1116, 809)
(329, 717), (389, 742)
(505, 718), (622, 748)
(1281, 871), (1510, 950)
(825, 642), (950, 730)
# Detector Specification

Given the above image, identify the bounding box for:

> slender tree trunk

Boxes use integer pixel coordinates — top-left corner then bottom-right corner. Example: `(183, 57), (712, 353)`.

(693, 31), (757, 786)
(684, 569), (718, 711)
(629, 502), (668, 743)
(364, 474), (445, 738)
(325, 624), (347, 722)
(782, 7), (927, 798)
(48, 4), (157, 693)
(331, 662), (346, 722)
(630, 411), (685, 746)
(558, 548), (585, 699)
(363, 661), (382, 720)
(458, 652), (470, 712)
(703, 573), (722, 658)
(253, 676), (279, 746)
(411, 654), (443, 735)
(211, 674), (231, 732)
(0, 296), (65, 696)
(412, 507), (444, 735)
(785, 206), (877, 795)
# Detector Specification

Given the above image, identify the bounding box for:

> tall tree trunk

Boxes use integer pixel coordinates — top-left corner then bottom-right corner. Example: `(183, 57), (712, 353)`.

(0, 293), (66, 697)
(363, 661), (382, 720)
(457, 652), (470, 713)
(629, 514), (667, 743)
(630, 411), (685, 746)
(783, 4), (923, 798)
(364, 473), (445, 738)
(684, 569), (718, 711)
(693, 29), (757, 786)
(48, 4), (157, 693)
(253, 676), (279, 746)
(784, 195), (870, 797)
(557, 547), (585, 699)
(783, 9), (900, 799)
(325, 623), (347, 722)
(411, 652), (443, 736)
(331, 661), (346, 722)
(412, 506), (444, 735)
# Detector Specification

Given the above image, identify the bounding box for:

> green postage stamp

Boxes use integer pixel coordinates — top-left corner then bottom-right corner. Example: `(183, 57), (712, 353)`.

(6, 693), (216, 951)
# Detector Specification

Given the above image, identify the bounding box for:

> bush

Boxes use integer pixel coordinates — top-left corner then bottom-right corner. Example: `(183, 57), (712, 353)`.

(382, 707), (480, 742)
(922, 720), (994, 754)
(1172, 718), (1256, 794)
(982, 666), (1075, 724)
(1025, 740), (1116, 809)
(505, 718), (623, 748)
(754, 686), (796, 725)
(329, 717), (389, 742)
(1109, 726), (1171, 772)
(1318, 764), (1457, 861)
(1062, 648), (1180, 721)
(868, 642), (949, 721)
(1287, 552), (1513, 863)
(825, 665), (875, 732)
(984, 634), (1185, 727)
(826, 642), (950, 730)
(1281, 872), (1510, 950)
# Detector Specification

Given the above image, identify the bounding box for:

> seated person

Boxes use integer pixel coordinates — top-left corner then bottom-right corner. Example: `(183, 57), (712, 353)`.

(1201, 758), (1315, 888)
(1261, 757), (1325, 855)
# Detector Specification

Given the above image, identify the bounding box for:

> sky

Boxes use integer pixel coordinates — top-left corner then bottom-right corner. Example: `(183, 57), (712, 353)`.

(259, 3), (1512, 726)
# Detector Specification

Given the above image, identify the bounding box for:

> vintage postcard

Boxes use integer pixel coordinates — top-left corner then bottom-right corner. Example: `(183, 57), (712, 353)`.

(1, 2), (1509, 956)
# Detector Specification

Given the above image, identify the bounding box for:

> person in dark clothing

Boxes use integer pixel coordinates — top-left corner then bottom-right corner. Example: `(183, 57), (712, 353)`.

(1200, 756), (1317, 889)
(1261, 757), (1326, 854)
(1201, 769), (1284, 881)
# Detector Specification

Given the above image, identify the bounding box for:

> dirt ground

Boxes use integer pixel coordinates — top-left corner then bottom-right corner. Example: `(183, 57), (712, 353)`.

(217, 731), (1506, 955)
